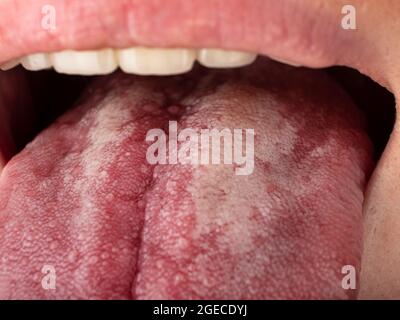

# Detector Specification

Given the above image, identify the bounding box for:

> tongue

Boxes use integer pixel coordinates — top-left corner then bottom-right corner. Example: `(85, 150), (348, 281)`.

(0, 60), (372, 299)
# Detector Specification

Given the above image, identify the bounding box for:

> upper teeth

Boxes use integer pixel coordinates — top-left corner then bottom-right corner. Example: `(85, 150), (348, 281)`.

(52, 49), (118, 75)
(0, 48), (257, 76)
(0, 58), (21, 71)
(117, 48), (196, 75)
(21, 53), (52, 71)
(197, 49), (257, 68)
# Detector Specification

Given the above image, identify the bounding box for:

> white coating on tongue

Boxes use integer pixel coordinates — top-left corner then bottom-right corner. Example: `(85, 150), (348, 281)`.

(132, 74), (370, 299)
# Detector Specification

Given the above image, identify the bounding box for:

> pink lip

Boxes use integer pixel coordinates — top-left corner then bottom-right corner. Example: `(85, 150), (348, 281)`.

(0, 0), (355, 68)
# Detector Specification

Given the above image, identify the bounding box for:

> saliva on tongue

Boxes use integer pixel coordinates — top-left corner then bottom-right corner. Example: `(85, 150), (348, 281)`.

(0, 59), (373, 299)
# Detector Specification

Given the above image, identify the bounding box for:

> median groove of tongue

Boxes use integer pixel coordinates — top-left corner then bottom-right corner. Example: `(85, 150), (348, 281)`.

(130, 105), (187, 300)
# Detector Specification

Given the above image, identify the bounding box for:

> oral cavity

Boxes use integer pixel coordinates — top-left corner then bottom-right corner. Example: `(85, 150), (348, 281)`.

(0, 69), (35, 170)
(1, 48), (257, 76)
(0, 59), (373, 299)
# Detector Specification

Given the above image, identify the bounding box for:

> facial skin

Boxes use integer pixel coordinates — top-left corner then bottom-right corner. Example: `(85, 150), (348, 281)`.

(319, 1), (400, 299)
(0, 0), (399, 299)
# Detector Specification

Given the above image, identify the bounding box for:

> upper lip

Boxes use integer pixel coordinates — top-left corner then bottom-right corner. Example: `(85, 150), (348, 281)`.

(0, 0), (355, 68)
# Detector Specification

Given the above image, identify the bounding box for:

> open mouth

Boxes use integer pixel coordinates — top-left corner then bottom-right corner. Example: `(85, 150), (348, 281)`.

(0, 0), (396, 300)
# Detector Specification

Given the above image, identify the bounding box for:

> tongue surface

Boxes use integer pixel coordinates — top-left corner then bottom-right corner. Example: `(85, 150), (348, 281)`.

(0, 60), (372, 299)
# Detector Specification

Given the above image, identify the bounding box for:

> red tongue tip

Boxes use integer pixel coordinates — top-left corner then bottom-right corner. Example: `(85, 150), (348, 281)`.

(0, 61), (372, 299)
